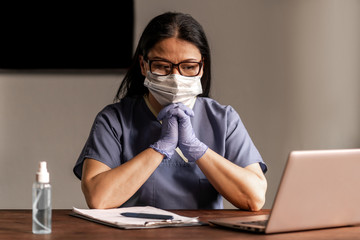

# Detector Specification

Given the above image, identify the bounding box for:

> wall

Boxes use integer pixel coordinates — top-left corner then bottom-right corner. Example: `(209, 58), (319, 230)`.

(0, 0), (359, 209)
(0, 73), (122, 208)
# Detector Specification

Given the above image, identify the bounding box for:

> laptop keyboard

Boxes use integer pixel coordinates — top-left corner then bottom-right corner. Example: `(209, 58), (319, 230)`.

(240, 220), (268, 226)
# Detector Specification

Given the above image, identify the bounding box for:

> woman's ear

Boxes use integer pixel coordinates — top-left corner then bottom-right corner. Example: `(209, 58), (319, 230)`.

(139, 55), (147, 77)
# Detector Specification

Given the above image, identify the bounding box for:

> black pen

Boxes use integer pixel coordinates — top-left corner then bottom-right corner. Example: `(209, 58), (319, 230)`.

(120, 212), (174, 220)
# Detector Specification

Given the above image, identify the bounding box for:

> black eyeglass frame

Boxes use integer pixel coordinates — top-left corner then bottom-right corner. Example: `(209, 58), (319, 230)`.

(146, 59), (203, 77)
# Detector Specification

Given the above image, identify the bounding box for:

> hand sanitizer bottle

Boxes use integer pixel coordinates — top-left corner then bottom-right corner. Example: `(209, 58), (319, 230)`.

(32, 161), (52, 234)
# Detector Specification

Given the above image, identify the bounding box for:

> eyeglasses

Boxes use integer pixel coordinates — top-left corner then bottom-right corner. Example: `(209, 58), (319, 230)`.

(147, 59), (203, 77)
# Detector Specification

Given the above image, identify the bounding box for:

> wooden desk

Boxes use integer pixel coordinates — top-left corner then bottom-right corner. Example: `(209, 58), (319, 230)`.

(1, 209), (360, 239)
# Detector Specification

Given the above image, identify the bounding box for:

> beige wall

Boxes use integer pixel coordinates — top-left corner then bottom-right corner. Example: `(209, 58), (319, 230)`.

(0, 73), (122, 208)
(0, 0), (359, 209)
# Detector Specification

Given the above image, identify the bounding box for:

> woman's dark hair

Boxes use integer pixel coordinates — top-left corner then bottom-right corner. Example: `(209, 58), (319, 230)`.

(114, 12), (211, 101)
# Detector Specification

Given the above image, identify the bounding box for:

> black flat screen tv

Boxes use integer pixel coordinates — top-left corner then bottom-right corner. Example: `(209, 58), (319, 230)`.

(0, 2), (134, 70)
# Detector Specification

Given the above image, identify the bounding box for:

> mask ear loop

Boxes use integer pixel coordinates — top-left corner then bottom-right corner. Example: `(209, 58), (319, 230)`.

(143, 94), (189, 163)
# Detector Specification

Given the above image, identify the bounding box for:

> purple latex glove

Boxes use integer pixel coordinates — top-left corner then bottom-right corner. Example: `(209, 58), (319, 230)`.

(170, 103), (208, 162)
(150, 103), (179, 160)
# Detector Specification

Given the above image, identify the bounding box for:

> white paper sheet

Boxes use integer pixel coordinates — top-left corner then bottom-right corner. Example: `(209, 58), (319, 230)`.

(72, 206), (200, 229)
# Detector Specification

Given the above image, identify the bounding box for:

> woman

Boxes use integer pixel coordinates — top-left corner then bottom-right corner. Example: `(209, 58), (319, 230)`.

(73, 12), (267, 211)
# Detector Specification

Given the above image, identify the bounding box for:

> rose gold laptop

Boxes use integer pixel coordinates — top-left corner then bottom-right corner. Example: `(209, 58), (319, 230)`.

(209, 149), (360, 234)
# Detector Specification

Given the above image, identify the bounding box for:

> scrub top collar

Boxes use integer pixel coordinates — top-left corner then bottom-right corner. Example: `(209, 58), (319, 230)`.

(143, 94), (197, 117)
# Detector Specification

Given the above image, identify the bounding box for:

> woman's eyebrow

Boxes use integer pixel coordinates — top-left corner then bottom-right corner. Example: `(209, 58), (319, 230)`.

(150, 56), (169, 61)
(149, 56), (201, 62)
(181, 58), (201, 62)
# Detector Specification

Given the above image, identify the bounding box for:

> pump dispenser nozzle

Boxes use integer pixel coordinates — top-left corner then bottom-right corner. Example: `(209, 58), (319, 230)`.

(36, 161), (50, 183)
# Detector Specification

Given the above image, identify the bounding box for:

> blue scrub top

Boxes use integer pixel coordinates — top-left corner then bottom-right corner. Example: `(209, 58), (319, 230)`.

(73, 97), (267, 209)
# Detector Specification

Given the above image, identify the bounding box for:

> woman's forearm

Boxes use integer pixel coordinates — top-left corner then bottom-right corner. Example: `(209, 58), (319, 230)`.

(196, 148), (267, 211)
(81, 148), (163, 209)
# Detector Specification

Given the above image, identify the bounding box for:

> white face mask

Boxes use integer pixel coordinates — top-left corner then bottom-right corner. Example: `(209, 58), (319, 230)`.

(144, 71), (203, 108)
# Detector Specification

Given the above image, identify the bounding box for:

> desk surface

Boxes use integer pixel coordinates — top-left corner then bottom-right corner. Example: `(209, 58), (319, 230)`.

(1, 209), (360, 240)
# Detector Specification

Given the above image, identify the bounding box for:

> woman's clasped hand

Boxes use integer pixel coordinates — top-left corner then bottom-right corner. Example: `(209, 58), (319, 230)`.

(151, 103), (208, 162)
